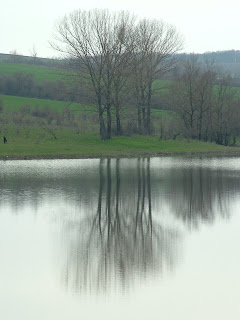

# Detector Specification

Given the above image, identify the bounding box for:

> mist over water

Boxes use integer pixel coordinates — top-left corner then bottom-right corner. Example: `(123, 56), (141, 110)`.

(1, 157), (240, 319)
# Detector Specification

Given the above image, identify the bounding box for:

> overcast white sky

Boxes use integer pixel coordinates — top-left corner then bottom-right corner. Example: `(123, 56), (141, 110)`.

(1, 0), (240, 58)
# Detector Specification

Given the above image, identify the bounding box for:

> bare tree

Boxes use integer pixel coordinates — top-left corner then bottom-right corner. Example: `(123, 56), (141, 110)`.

(195, 60), (215, 140)
(9, 49), (23, 63)
(212, 77), (237, 145)
(52, 9), (136, 140)
(30, 45), (38, 64)
(131, 19), (183, 134)
(110, 23), (136, 135)
(169, 56), (201, 139)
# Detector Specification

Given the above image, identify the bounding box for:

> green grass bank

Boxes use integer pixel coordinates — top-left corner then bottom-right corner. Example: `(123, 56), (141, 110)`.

(0, 130), (238, 160)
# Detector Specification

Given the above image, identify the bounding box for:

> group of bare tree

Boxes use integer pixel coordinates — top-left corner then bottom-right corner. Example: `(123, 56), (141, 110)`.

(169, 56), (240, 146)
(52, 9), (183, 140)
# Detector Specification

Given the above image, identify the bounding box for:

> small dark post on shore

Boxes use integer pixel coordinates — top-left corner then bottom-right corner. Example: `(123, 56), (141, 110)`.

(3, 136), (7, 144)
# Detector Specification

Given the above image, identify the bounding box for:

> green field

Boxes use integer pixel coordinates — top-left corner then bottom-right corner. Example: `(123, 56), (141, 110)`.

(152, 79), (171, 92)
(0, 62), (64, 82)
(1, 94), (95, 114)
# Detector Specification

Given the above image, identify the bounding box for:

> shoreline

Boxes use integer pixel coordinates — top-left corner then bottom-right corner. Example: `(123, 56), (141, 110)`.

(1, 149), (240, 160)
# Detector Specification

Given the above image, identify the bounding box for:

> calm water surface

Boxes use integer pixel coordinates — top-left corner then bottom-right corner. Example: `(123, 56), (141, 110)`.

(1, 157), (240, 319)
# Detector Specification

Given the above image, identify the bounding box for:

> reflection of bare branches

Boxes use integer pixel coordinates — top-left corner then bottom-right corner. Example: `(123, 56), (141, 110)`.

(63, 158), (180, 294)
(168, 165), (232, 229)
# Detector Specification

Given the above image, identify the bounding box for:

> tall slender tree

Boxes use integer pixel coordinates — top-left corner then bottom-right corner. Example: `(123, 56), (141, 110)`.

(131, 19), (183, 134)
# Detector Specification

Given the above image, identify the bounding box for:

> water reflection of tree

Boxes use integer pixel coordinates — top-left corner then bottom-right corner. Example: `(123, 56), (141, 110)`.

(63, 158), (179, 294)
(167, 164), (233, 229)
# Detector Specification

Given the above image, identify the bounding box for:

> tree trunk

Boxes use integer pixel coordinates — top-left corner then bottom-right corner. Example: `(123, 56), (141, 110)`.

(107, 105), (111, 139)
(147, 104), (151, 135)
(142, 106), (146, 132)
(99, 112), (107, 140)
(138, 104), (142, 134)
(198, 114), (202, 140)
(146, 84), (152, 135)
(115, 108), (122, 135)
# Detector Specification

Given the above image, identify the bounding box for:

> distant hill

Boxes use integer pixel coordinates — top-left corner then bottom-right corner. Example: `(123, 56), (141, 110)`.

(177, 50), (240, 78)
(183, 50), (240, 64)
(0, 53), (63, 68)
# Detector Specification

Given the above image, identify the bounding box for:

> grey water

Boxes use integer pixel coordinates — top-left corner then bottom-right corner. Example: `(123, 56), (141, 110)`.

(1, 157), (240, 320)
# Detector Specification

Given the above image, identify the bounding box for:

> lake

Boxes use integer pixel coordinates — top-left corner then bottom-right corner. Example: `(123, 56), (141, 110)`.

(1, 157), (240, 320)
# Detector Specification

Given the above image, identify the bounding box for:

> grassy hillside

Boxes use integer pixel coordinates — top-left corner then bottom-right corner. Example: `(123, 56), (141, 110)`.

(1, 94), (94, 114)
(0, 62), (64, 82)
